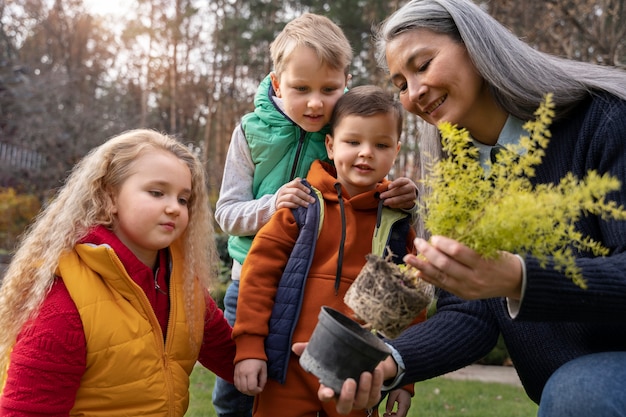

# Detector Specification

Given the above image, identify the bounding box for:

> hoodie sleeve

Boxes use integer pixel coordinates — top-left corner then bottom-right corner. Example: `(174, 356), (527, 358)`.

(232, 207), (300, 363)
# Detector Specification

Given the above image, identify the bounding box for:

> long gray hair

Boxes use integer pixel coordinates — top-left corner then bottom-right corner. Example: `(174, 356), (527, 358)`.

(374, 0), (626, 237)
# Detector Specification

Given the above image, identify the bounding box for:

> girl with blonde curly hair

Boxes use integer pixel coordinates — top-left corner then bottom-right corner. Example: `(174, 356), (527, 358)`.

(0, 129), (235, 416)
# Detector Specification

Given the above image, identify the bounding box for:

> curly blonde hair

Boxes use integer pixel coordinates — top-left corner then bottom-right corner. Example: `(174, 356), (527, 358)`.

(0, 129), (218, 376)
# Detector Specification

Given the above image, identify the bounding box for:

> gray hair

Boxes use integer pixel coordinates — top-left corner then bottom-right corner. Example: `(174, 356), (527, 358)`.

(375, 0), (626, 121)
(374, 0), (626, 238)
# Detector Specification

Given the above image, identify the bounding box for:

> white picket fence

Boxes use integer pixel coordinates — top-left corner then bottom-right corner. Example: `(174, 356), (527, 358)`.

(0, 142), (44, 170)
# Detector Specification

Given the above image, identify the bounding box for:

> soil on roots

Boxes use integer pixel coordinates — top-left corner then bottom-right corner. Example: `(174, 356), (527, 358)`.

(345, 253), (434, 339)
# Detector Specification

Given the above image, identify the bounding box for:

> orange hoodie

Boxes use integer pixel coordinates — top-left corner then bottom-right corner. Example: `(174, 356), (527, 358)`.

(233, 160), (417, 365)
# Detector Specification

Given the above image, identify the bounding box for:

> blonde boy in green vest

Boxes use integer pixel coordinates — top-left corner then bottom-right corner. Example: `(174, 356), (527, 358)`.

(214, 13), (417, 417)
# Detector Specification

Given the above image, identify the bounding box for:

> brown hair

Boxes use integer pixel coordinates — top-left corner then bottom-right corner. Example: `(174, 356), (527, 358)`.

(329, 85), (404, 138)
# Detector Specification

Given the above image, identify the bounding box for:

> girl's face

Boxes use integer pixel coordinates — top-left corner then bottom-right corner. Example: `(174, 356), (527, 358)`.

(111, 150), (191, 267)
(271, 46), (348, 133)
(325, 112), (400, 198)
(385, 28), (505, 144)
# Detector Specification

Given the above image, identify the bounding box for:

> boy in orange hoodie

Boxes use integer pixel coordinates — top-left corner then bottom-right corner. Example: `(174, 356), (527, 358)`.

(233, 85), (427, 417)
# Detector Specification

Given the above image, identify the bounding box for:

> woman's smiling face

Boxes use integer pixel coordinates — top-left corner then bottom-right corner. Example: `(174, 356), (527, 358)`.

(385, 28), (502, 142)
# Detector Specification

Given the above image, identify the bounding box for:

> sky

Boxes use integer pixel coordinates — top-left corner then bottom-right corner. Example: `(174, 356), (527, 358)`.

(82, 0), (131, 17)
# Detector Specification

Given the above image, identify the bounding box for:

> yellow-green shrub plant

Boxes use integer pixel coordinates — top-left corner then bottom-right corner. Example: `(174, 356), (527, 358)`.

(422, 94), (626, 288)
(0, 188), (41, 255)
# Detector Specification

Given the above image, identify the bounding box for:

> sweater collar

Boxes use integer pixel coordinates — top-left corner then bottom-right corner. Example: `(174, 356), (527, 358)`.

(80, 225), (151, 278)
(79, 226), (169, 298)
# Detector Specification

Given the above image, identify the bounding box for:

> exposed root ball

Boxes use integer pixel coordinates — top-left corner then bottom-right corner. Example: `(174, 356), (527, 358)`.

(345, 254), (434, 339)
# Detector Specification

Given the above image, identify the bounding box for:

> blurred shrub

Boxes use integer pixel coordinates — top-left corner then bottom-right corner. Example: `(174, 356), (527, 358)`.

(0, 188), (41, 255)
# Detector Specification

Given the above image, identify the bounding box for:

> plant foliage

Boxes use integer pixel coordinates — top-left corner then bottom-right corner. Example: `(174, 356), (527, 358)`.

(422, 94), (626, 288)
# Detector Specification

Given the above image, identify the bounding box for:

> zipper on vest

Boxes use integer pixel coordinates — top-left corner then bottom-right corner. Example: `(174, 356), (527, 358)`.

(290, 129), (306, 180)
(153, 267), (167, 295)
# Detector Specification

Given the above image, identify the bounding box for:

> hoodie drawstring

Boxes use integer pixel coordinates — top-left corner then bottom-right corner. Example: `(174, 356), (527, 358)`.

(334, 183), (346, 295)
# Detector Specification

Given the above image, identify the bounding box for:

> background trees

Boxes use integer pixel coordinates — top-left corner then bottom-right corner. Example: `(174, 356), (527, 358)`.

(487, 0), (625, 66)
(1, 0), (624, 199)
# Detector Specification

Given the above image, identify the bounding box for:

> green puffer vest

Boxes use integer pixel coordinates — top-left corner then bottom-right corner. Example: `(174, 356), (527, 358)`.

(227, 74), (330, 264)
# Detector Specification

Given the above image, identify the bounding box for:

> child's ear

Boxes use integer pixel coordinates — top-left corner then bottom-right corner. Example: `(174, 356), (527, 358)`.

(106, 188), (119, 215)
(325, 134), (335, 159)
(270, 72), (281, 97)
(110, 196), (118, 215)
(392, 140), (402, 164)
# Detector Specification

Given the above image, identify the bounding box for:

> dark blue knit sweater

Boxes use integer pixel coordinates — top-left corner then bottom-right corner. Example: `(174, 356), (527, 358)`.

(388, 93), (626, 404)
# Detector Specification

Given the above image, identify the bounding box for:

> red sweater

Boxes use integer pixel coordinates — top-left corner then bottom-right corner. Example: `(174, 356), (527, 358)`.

(1, 226), (235, 416)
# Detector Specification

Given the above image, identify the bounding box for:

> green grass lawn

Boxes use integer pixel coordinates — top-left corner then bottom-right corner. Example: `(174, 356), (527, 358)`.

(186, 365), (538, 417)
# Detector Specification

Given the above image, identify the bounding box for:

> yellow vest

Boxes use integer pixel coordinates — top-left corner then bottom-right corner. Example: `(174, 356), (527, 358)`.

(58, 240), (204, 417)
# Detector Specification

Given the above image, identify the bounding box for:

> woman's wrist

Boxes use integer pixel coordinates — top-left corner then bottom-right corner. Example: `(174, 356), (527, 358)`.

(382, 356), (399, 380)
(381, 355), (402, 390)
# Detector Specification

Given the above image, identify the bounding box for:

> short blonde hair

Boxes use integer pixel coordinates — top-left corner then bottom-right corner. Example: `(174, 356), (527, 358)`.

(270, 13), (353, 76)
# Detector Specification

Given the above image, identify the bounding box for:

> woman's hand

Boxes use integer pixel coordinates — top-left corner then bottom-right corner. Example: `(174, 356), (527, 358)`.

(326, 369), (384, 415)
(292, 342), (386, 414)
(404, 236), (523, 300)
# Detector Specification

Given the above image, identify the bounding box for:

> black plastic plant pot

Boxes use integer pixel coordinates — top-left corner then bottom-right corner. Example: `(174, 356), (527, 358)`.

(299, 306), (391, 394)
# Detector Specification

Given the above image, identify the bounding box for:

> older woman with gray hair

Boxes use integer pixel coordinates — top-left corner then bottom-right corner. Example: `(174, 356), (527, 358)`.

(294, 0), (626, 415)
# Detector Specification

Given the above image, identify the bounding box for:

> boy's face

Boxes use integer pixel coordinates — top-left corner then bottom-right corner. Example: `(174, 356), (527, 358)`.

(271, 46), (348, 133)
(325, 113), (401, 198)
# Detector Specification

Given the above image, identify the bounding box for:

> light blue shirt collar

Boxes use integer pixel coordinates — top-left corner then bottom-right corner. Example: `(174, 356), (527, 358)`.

(472, 115), (526, 170)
